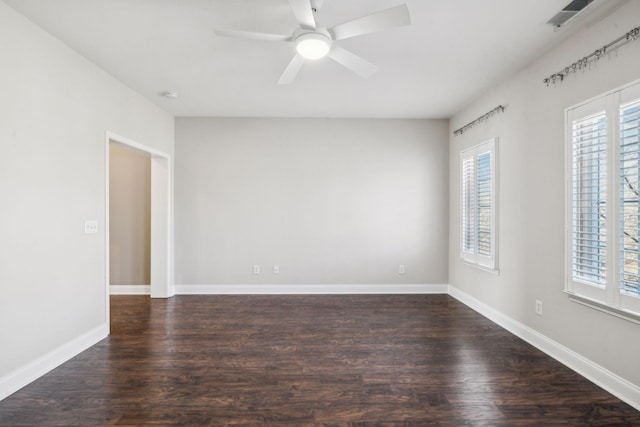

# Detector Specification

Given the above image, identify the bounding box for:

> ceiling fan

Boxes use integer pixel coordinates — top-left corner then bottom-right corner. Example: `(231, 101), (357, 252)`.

(214, 0), (411, 84)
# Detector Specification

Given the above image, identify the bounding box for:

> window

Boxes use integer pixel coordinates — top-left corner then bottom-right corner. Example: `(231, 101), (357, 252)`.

(460, 138), (497, 271)
(566, 80), (640, 316)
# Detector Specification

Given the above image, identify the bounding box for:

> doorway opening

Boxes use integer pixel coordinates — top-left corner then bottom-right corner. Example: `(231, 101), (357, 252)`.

(105, 132), (173, 330)
(109, 142), (151, 294)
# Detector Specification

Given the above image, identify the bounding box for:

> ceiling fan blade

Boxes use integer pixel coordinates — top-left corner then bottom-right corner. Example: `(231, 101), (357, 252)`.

(328, 4), (411, 41)
(328, 46), (378, 79)
(278, 54), (306, 85)
(214, 28), (291, 42)
(288, 0), (316, 30)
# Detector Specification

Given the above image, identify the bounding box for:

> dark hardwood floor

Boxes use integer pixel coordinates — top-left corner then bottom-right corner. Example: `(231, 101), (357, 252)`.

(0, 295), (638, 426)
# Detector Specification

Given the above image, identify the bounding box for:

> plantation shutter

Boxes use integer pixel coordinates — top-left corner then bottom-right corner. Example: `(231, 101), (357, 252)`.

(571, 112), (607, 286)
(619, 99), (640, 295)
(566, 82), (640, 315)
(461, 155), (476, 256)
(477, 151), (492, 258)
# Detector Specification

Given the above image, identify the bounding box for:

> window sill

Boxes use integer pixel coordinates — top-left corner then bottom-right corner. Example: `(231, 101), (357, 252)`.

(565, 291), (640, 325)
(461, 259), (500, 276)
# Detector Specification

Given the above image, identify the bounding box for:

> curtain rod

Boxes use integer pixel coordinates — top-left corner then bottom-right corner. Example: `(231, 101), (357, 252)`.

(453, 105), (505, 136)
(543, 25), (640, 86)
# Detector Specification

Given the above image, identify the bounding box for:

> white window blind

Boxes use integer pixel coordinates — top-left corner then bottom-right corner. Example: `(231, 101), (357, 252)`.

(461, 156), (475, 255)
(571, 112), (607, 286)
(477, 152), (493, 258)
(460, 138), (497, 271)
(620, 100), (640, 296)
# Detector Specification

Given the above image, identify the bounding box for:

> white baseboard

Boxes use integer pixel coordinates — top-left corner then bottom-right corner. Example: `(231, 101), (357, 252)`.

(0, 323), (108, 401)
(110, 285), (150, 295)
(448, 285), (640, 412)
(175, 283), (448, 295)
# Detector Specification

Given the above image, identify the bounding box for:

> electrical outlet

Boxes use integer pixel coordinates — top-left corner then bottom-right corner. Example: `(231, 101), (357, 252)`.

(398, 264), (405, 274)
(84, 220), (98, 234)
(535, 300), (543, 316)
(273, 265), (280, 274)
(252, 265), (260, 275)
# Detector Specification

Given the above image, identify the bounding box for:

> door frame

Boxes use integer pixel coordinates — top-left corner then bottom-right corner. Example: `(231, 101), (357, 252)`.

(105, 132), (173, 328)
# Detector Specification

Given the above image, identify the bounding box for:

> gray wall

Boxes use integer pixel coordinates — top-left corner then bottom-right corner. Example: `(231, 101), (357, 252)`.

(449, 1), (640, 388)
(109, 143), (151, 286)
(176, 118), (448, 287)
(0, 1), (174, 390)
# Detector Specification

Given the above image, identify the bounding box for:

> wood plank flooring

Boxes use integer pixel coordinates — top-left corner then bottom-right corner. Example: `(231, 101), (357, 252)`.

(1, 295), (639, 426)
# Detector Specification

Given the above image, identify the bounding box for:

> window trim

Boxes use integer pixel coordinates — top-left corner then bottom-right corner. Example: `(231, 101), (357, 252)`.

(565, 78), (640, 318)
(460, 137), (499, 273)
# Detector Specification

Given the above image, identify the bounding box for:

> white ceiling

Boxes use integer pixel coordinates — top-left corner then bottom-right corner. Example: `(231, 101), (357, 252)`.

(3, 0), (625, 118)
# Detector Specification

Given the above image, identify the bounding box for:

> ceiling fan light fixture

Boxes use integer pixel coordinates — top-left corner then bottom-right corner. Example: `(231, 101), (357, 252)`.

(295, 32), (331, 60)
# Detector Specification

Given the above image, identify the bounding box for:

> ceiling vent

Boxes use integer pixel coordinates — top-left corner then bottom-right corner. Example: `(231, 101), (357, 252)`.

(547, 0), (595, 28)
